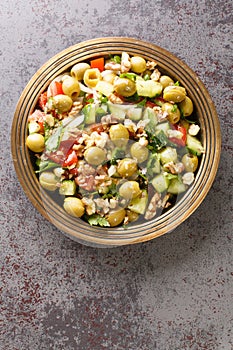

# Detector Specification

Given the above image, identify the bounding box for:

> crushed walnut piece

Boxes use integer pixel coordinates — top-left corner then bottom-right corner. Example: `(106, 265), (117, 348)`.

(121, 52), (131, 73)
(150, 68), (161, 82)
(144, 192), (161, 220)
(108, 93), (124, 104)
(146, 60), (157, 70)
(163, 162), (185, 174)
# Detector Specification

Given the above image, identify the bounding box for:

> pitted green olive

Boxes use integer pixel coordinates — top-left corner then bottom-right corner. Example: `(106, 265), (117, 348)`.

(107, 208), (126, 227)
(26, 133), (45, 153)
(130, 56), (147, 73)
(163, 86), (186, 103)
(109, 124), (129, 147)
(117, 158), (138, 177)
(114, 78), (136, 97)
(84, 147), (106, 166)
(119, 181), (141, 200)
(161, 102), (181, 124)
(83, 68), (101, 88)
(159, 75), (174, 89)
(53, 94), (73, 113)
(179, 96), (193, 116)
(62, 76), (80, 100)
(63, 197), (85, 217)
(182, 153), (198, 172)
(71, 62), (90, 81)
(130, 142), (149, 163)
(39, 171), (58, 191)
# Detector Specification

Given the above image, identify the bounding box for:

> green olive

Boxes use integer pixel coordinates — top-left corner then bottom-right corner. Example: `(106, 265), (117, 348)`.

(109, 124), (129, 147)
(130, 56), (147, 73)
(179, 96), (193, 117)
(119, 181), (141, 200)
(161, 102), (181, 124)
(84, 146), (106, 166)
(182, 153), (198, 172)
(102, 72), (117, 84)
(83, 68), (101, 88)
(163, 86), (186, 103)
(117, 158), (138, 178)
(159, 75), (174, 89)
(71, 62), (90, 81)
(62, 76), (80, 100)
(114, 78), (136, 97)
(39, 171), (58, 191)
(130, 142), (149, 163)
(63, 197), (85, 217)
(107, 208), (126, 227)
(159, 147), (178, 165)
(53, 94), (73, 113)
(26, 133), (45, 153)
(126, 209), (139, 223)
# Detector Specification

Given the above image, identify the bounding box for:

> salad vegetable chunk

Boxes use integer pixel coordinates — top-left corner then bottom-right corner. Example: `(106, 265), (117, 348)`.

(26, 52), (204, 228)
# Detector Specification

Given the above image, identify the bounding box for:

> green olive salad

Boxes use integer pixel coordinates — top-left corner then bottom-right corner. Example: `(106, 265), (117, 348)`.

(26, 52), (204, 228)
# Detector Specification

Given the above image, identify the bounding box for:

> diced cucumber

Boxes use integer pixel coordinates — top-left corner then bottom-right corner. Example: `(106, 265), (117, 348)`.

(143, 107), (158, 132)
(95, 80), (114, 97)
(155, 122), (170, 135)
(83, 103), (96, 124)
(59, 180), (76, 196)
(151, 173), (170, 193)
(159, 147), (178, 165)
(136, 79), (163, 98)
(167, 178), (187, 194)
(128, 190), (148, 214)
(107, 102), (128, 120)
(186, 134), (204, 156)
(126, 107), (143, 121)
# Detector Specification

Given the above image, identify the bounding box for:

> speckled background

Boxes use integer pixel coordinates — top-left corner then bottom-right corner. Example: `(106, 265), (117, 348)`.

(0, 1), (232, 349)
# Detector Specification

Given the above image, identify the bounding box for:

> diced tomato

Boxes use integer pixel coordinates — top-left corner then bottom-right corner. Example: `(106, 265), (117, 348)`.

(38, 91), (48, 110)
(169, 124), (187, 147)
(146, 101), (157, 108)
(38, 121), (44, 133)
(90, 57), (104, 72)
(63, 149), (78, 167)
(69, 168), (79, 177)
(47, 81), (64, 98)
(89, 123), (105, 134)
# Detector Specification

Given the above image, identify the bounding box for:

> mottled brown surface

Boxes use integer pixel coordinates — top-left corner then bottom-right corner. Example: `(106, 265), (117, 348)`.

(1, 1), (232, 349)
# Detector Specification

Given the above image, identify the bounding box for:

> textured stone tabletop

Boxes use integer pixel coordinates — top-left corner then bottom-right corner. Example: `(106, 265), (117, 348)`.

(0, 1), (232, 349)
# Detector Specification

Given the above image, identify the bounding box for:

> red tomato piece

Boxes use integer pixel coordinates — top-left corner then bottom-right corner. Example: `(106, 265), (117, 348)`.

(169, 124), (187, 147)
(38, 91), (48, 110)
(90, 57), (104, 72)
(146, 101), (157, 108)
(47, 81), (64, 98)
(89, 123), (105, 133)
(63, 150), (78, 167)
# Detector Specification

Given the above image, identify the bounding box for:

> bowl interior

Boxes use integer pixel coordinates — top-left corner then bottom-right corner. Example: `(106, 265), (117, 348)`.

(11, 37), (221, 246)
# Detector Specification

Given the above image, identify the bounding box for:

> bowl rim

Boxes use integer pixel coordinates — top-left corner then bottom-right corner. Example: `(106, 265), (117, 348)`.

(11, 37), (221, 246)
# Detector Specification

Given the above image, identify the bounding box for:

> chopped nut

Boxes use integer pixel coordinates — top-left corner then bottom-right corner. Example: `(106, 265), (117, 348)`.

(104, 62), (121, 71)
(146, 60), (157, 70)
(163, 162), (185, 174)
(68, 101), (83, 117)
(182, 172), (195, 185)
(138, 137), (148, 147)
(108, 93), (124, 104)
(121, 52), (131, 73)
(188, 124), (200, 136)
(82, 197), (96, 215)
(150, 68), (161, 81)
(144, 192), (161, 220)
